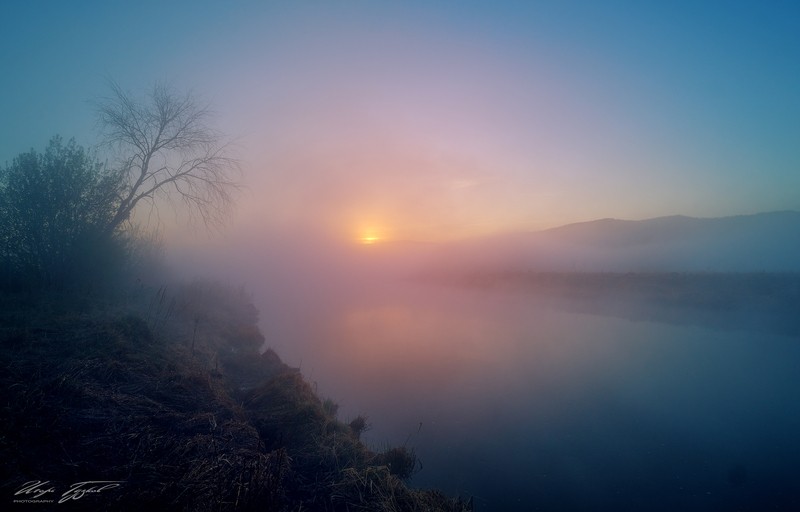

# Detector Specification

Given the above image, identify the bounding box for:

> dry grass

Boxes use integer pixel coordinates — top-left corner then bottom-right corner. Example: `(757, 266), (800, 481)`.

(0, 285), (472, 511)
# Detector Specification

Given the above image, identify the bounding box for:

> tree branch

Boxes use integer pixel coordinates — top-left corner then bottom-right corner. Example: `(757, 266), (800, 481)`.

(96, 81), (240, 234)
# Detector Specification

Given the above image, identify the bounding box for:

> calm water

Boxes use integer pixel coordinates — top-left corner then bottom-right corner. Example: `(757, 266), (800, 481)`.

(260, 280), (800, 511)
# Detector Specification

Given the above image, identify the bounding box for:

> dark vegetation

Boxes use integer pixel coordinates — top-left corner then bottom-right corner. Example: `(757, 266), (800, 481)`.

(0, 136), (124, 290)
(0, 283), (472, 511)
(435, 271), (800, 336)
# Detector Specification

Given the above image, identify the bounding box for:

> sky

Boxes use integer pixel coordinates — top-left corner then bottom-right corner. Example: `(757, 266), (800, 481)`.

(2, 0), (799, 244)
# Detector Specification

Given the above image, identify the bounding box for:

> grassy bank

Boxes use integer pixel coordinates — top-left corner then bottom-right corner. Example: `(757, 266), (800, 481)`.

(0, 283), (472, 511)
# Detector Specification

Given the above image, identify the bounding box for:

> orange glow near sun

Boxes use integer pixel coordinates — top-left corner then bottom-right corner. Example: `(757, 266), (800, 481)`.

(354, 217), (386, 245)
(358, 226), (384, 244)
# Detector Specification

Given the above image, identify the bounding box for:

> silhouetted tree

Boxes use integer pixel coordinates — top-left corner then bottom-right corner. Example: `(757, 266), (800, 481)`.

(0, 136), (119, 288)
(96, 81), (239, 235)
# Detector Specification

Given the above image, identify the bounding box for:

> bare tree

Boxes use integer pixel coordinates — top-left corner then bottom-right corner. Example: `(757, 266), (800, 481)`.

(96, 81), (239, 235)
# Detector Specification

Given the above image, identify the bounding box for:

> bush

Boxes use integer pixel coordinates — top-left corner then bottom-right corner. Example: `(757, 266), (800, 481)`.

(372, 446), (418, 480)
(348, 415), (370, 439)
(0, 136), (121, 290)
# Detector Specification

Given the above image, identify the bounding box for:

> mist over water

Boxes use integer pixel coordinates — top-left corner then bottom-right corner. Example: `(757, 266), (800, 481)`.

(169, 227), (800, 511)
(311, 286), (799, 511)
(4, 3), (800, 510)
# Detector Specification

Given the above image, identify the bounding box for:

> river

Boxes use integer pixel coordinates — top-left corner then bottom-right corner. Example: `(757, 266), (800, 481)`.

(255, 272), (800, 511)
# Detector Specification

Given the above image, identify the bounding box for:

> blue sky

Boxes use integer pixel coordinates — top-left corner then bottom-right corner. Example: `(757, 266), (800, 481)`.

(2, 1), (799, 241)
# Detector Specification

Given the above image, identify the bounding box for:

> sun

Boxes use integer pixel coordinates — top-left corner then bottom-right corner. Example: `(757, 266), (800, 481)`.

(357, 226), (383, 245)
(353, 218), (385, 245)
(359, 235), (380, 245)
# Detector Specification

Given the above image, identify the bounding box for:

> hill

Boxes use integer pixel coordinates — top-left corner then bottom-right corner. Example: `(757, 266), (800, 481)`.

(0, 284), (471, 511)
(426, 211), (800, 273)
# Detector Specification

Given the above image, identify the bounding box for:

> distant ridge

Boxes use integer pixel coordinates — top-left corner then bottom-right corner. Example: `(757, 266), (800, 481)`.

(430, 211), (800, 273)
(547, 211), (800, 235)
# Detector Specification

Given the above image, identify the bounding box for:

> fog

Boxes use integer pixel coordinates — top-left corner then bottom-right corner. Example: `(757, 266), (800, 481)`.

(3, 2), (800, 510)
(164, 217), (800, 511)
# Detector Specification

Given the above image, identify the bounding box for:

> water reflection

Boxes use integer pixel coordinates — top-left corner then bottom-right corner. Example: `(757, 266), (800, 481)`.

(263, 281), (800, 511)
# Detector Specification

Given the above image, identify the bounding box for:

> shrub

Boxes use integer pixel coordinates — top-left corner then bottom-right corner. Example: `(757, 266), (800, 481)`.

(372, 446), (418, 480)
(348, 415), (370, 439)
(0, 136), (121, 290)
